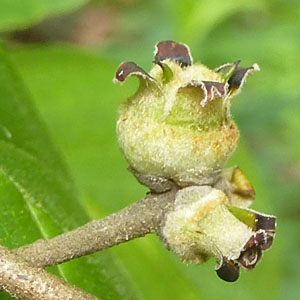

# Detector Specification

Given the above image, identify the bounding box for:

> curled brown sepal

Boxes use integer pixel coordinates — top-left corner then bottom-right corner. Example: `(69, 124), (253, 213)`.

(238, 232), (266, 270)
(228, 64), (260, 90)
(254, 212), (276, 232)
(253, 212), (276, 251)
(220, 166), (256, 208)
(178, 80), (227, 107)
(114, 61), (161, 92)
(230, 167), (256, 199)
(214, 207), (276, 280)
(216, 257), (240, 282)
(228, 206), (276, 269)
(216, 62), (259, 93)
(228, 64), (260, 89)
(114, 61), (154, 83)
(154, 40), (193, 67)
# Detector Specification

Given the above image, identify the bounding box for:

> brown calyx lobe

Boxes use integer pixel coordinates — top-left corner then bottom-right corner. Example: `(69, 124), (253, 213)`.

(114, 61), (154, 83)
(238, 216), (276, 270)
(216, 257), (240, 282)
(254, 214), (276, 232)
(228, 66), (258, 90)
(216, 210), (276, 278)
(178, 80), (227, 108)
(216, 61), (260, 91)
(154, 40), (193, 67)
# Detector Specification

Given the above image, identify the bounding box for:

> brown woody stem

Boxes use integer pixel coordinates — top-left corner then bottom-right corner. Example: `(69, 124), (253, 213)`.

(0, 245), (98, 300)
(14, 189), (177, 268)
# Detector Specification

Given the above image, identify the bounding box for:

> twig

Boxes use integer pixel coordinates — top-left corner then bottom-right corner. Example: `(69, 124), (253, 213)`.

(1, 189), (176, 299)
(0, 245), (99, 300)
(14, 189), (177, 268)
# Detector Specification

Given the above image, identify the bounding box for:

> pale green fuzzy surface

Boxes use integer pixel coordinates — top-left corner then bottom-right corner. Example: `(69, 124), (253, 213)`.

(117, 61), (239, 186)
(117, 116), (239, 185)
(198, 205), (253, 260)
(149, 61), (224, 123)
(162, 186), (253, 264)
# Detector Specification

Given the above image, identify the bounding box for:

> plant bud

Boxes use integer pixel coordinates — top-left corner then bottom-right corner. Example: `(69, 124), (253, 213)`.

(114, 41), (259, 190)
(161, 186), (276, 282)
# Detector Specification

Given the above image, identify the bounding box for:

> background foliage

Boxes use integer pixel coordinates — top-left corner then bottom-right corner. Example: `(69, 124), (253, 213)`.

(0, 0), (299, 299)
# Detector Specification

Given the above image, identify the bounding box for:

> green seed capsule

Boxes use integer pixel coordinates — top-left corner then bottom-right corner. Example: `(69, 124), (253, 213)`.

(115, 41), (258, 191)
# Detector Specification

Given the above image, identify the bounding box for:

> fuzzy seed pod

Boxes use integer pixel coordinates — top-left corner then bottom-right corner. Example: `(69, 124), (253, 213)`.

(114, 41), (259, 191)
(161, 186), (276, 282)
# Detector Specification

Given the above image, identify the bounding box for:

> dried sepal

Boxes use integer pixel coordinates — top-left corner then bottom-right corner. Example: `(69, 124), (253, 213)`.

(114, 61), (153, 83)
(114, 61), (162, 94)
(237, 231), (272, 269)
(260, 233), (274, 251)
(216, 257), (240, 282)
(228, 206), (276, 268)
(178, 80), (227, 107)
(231, 167), (255, 198)
(154, 40), (193, 67)
(221, 166), (255, 208)
(216, 61), (260, 96)
(254, 212), (276, 232)
(228, 64), (260, 90)
(238, 235), (263, 269)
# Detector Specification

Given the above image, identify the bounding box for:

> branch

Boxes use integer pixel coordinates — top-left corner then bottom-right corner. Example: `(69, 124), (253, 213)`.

(14, 189), (177, 268)
(0, 245), (99, 300)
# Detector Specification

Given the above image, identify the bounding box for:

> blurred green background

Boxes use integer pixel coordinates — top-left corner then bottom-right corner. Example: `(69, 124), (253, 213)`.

(0, 0), (299, 299)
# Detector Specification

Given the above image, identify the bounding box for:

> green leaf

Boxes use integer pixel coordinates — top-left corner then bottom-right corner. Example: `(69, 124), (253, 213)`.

(0, 44), (138, 299)
(0, 0), (88, 32)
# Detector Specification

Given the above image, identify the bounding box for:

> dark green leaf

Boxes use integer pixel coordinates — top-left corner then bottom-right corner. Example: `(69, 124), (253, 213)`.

(0, 44), (138, 299)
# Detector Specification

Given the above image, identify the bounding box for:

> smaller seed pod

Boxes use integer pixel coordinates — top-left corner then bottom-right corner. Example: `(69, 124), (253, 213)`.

(160, 186), (276, 282)
(114, 41), (259, 191)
